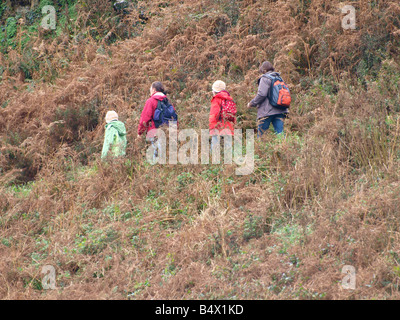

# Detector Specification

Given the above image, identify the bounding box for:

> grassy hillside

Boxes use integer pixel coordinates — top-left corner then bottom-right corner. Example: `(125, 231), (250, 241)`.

(1, 0), (400, 299)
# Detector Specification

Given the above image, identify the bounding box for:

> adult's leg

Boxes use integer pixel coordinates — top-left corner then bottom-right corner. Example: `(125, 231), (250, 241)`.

(272, 114), (285, 135)
(257, 117), (272, 138)
(150, 137), (162, 161)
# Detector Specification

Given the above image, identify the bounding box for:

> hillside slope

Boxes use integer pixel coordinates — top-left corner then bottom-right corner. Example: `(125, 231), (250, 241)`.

(1, 0), (400, 299)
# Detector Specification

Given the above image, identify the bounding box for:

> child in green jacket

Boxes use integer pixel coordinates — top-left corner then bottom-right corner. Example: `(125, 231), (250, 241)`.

(101, 111), (127, 159)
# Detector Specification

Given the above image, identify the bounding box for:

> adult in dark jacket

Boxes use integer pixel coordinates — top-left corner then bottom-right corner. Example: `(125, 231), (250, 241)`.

(247, 61), (288, 137)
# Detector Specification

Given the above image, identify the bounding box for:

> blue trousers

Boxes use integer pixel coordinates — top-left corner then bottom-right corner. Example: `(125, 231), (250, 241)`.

(257, 114), (285, 137)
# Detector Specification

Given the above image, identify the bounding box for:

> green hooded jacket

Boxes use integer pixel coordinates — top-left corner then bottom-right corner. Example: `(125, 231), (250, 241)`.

(101, 120), (127, 159)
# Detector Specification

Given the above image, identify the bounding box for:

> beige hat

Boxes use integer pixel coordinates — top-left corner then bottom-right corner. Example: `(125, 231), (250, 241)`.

(105, 110), (118, 123)
(212, 80), (226, 93)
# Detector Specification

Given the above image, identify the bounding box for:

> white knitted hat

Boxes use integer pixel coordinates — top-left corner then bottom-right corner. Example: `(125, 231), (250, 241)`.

(212, 80), (226, 93)
(105, 111), (118, 123)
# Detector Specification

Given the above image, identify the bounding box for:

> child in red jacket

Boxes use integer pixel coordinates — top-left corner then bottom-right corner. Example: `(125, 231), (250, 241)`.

(209, 80), (236, 159)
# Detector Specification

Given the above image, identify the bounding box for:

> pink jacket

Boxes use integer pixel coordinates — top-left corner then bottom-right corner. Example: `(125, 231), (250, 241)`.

(138, 92), (166, 136)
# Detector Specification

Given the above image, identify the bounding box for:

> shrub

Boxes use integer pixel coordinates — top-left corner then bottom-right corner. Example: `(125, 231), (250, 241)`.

(243, 214), (269, 242)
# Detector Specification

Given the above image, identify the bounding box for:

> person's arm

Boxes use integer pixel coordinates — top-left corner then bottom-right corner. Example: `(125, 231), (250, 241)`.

(138, 99), (155, 135)
(209, 98), (221, 131)
(171, 103), (179, 128)
(101, 126), (117, 159)
(248, 77), (271, 107)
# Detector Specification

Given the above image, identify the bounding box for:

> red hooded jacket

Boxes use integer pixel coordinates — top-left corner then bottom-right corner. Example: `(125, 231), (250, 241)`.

(209, 90), (235, 136)
(138, 92), (167, 137)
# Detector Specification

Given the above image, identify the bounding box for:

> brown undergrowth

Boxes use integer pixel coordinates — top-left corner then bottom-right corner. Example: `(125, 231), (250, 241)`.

(1, 0), (400, 300)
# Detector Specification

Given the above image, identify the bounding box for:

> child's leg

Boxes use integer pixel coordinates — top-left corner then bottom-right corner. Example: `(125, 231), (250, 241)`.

(222, 135), (233, 164)
(210, 135), (219, 152)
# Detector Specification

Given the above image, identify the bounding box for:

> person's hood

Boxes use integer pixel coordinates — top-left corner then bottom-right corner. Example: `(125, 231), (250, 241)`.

(213, 90), (233, 101)
(262, 71), (281, 79)
(106, 120), (126, 136)
(151, 92), (167, 101)
(258, 71), (281, 85)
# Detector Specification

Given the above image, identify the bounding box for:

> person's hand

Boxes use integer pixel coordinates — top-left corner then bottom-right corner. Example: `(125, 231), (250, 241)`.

(247, 102), (252, 108)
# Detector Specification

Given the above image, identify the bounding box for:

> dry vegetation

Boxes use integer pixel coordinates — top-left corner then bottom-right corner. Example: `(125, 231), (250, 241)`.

(1, 0), (400, 299)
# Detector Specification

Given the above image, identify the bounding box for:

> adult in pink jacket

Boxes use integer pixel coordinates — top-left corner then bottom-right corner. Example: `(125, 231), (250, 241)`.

(138, 81), (168, 138)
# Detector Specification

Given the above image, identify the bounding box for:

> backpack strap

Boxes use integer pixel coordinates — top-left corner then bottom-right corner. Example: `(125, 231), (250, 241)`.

(264, 74), (275, 98)
(156, 97), (168, 112)
(218, 99), (226, 121)
(263, 74), (284, 98)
